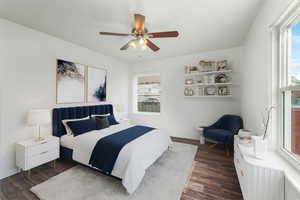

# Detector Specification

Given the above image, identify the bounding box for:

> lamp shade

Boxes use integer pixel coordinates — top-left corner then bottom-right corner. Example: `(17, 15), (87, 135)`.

(27, 109), (51, 126)
(115, 104), (124, 112)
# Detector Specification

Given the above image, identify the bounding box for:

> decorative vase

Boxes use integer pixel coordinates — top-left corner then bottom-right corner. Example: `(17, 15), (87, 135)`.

(188, 89), (194, 96)
(198, 87), (204, 96)
(252, 135), (267, 159)
(184, 88), (189, 96)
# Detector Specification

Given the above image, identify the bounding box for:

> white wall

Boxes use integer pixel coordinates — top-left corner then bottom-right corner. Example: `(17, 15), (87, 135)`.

(129, 47), (242, 140)
(0, 28), (4, 178)
(0, 19), (130, 179)
(241, 0), (293, 138)
(241, 0), (300, 197)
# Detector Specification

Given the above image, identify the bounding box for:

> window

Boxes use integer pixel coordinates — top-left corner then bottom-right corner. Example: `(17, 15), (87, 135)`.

(133, 74), (161, 114)
(279, 12), (300, 160)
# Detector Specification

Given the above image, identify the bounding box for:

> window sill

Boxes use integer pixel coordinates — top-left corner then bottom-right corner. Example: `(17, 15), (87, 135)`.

(278, 147), (300, 173)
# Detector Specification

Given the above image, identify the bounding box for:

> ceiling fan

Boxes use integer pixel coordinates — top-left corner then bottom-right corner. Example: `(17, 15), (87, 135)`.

(99, 14), (179, 52)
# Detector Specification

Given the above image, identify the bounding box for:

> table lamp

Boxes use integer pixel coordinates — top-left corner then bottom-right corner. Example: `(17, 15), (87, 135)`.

(27, 109), (51, 141)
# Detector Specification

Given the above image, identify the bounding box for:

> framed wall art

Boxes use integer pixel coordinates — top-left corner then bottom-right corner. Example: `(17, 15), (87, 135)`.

(56, 59), (85, 104)
(87, 66), (107, 102)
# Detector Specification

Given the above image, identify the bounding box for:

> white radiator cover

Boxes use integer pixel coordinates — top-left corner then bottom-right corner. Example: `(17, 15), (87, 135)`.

(285, 177), (300, 200)
(234, 136), (284, 200)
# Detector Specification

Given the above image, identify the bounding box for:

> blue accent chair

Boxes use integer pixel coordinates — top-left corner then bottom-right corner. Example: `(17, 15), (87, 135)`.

(203, 115), (243, 155)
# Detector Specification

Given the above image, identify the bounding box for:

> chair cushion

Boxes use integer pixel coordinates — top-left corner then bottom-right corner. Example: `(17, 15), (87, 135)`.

(210, 115), (243, 134)
(203, 129), (234, 144)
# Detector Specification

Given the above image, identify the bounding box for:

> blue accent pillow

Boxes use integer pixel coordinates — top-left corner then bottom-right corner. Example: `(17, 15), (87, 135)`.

(108, 114), (119, 125)
(66, 118), (97, 136)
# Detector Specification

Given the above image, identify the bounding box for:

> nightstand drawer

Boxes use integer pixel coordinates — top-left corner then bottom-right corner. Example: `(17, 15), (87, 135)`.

(27, 140), (58, 157)
(27, 149), (59, 169)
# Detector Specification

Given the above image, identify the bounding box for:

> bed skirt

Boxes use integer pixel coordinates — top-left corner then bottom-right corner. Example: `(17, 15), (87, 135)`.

(60, 146), (74, 161)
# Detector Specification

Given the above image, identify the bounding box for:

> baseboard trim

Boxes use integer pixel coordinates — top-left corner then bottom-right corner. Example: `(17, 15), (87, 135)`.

(0, 168), (18, 181)
(171, 137), (200, 146)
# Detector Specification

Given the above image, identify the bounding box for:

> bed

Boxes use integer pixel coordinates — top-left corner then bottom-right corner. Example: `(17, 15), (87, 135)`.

(52, 104), (171, 194)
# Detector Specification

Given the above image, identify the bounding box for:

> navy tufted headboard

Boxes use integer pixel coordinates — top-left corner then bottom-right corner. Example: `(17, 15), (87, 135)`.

(52, 104), (114, 137)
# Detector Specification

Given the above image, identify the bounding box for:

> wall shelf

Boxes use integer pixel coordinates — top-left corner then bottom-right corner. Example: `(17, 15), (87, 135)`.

(138, 94), (160, 96)
(184, 62), (233, 98)
(184, 83), (233, 87)
(184, 69), (232, 76)
(184, 95), (233, 98)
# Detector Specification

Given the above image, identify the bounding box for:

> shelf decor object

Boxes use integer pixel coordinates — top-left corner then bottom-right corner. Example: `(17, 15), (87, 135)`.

(185, 79), (194, 85)
(205, 86), (217, 96)
(215, 74), (229, 83)
(216, 60), (228, 71)
(199, 60), (216, 72)
(218, 86), (229, 96)
(184, 60), (233, 98)
(184, 88), (195, 96)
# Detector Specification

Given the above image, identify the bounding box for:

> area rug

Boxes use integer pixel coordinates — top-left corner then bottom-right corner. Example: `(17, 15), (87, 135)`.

(31, 142), (197, 200)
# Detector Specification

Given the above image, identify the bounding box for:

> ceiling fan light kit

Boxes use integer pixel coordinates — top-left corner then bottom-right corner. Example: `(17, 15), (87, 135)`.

(99, 14), (179, 52)
(130, 40), (137, 48)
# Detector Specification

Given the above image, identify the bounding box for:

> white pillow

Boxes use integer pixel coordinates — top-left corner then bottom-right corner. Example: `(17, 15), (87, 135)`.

(62, 116), (90, 135)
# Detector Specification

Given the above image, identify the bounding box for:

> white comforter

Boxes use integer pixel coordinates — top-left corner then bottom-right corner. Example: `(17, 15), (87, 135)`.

(72, 122), (171, 194)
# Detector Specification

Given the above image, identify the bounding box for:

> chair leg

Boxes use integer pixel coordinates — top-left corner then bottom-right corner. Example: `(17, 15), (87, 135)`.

(225, 144), (230, 156)
(209, 143), (218, 149)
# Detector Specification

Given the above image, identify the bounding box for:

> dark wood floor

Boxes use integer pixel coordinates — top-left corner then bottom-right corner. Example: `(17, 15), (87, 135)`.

(0, 139), (243, 200)
(175, 138), (243, 200)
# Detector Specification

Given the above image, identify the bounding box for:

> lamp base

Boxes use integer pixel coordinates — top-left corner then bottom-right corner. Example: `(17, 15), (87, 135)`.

(35, 125), (45, 142)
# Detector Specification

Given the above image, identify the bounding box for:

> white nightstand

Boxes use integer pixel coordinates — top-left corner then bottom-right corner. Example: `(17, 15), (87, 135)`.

(16, 136), (59, 177)
(196, 126), (205, 144)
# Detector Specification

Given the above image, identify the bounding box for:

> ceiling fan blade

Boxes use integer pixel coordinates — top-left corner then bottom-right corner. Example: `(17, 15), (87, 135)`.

(134, 14), (145, 34)
(120, 40), (135, 50)
(146, 39), (160, 51)
(148, 31), (179, 38)
(99, 32), (131, 36)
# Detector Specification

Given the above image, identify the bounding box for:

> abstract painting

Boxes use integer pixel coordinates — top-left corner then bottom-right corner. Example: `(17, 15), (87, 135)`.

(87, 66), (107, 102)
(56, 59), (85, 103)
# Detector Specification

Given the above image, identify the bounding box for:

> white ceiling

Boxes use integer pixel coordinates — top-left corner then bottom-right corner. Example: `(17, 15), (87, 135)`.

(0, 0), (264, 63)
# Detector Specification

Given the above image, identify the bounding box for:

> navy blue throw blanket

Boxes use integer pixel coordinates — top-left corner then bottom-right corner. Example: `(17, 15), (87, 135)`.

(89, 125), (155, 174)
